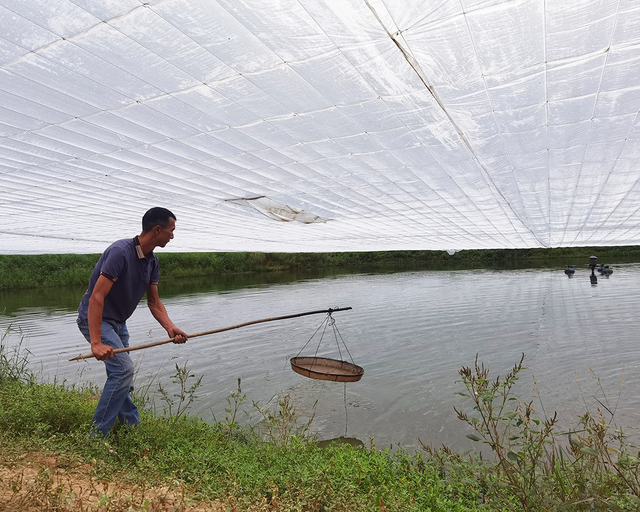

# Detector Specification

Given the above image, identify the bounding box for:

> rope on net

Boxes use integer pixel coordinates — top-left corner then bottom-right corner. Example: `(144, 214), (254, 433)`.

(294, 308), (357, 365)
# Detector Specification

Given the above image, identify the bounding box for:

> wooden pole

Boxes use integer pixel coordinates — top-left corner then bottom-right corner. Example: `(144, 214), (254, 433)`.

(68, 307), (352, 362)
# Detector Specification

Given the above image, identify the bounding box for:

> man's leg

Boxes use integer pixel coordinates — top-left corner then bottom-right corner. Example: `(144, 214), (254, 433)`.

(77, 318), (140, 436)
(111, 322), (140, 428)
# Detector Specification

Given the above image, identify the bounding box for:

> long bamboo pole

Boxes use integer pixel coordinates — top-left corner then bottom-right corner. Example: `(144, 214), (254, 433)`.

(68, 307), (352, 362)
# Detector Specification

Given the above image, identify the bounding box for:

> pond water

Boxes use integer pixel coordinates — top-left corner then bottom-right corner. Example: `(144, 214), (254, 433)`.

(2, 264), (639, 453)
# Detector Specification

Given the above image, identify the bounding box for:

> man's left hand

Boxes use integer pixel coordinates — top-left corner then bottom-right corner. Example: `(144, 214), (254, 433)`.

(168, 326), (188, 344)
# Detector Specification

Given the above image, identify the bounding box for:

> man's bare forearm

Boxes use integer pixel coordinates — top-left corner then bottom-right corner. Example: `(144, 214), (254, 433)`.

(88, 296), (104, 347)
(148, 299), (175, 332)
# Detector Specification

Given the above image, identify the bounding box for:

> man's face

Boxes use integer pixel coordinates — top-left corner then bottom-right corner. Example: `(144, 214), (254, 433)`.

(157, 217), (176, 247)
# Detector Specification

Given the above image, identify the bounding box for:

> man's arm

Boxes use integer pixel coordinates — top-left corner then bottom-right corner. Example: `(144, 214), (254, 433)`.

(88, 275), (115, 360)
(146, 284), (188, 343)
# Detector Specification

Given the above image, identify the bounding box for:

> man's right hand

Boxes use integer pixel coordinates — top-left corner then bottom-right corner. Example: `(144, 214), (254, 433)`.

(91, 342), (114, 361)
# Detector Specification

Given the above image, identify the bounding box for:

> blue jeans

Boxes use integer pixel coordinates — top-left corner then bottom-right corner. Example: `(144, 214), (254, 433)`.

(77, 317), (140, 436)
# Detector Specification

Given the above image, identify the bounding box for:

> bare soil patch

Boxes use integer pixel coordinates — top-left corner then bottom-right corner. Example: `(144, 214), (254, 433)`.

(0, 451), (225, 511)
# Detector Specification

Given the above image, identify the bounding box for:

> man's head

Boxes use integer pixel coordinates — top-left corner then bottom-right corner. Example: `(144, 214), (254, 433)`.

(141, 207), (177, 249)
(142, 207), (176, 232)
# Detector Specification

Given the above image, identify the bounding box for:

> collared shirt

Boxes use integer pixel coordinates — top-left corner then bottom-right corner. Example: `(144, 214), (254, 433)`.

(77, 237), (160, 323)
(134, 235), (145, 259)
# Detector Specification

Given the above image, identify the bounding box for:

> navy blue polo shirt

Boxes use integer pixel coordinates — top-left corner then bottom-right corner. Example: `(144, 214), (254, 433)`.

(78, 237), (160, 323)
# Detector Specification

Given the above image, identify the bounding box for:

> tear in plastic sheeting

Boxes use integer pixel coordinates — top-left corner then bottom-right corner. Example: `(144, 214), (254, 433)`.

(227, 197), (331, 224)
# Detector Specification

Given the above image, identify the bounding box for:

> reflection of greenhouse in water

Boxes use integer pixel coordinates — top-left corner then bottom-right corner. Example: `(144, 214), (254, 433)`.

(2, 1), (640, 255)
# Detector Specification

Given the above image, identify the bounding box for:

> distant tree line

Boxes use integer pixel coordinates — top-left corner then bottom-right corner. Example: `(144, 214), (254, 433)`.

(1, 246), (639, 290)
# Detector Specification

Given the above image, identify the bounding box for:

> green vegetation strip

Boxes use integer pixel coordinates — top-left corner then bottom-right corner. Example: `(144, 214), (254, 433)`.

(3, 246), (640, 290)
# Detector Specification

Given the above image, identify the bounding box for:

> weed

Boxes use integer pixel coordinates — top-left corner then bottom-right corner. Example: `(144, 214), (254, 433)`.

(0, 325), (33, 384)
(156, 362), (203, 420)
(251, 394), (317, 448)
(222, 377), (248, 443)
(442, 353), (640, 511)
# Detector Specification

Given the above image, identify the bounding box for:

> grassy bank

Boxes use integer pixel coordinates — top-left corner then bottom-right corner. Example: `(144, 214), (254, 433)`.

(2, 332), (640, 510)
(1, 377), (476, 511)
(1, 340), (478, 511)
(3, 246), (640, 290)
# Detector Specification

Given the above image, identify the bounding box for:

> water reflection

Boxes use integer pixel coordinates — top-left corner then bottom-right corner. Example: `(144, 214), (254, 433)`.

(0, 268), (356, 317)
(1, 286), (86, 317)
(1, 263), (640, 453)
(6, 256), (634, 316)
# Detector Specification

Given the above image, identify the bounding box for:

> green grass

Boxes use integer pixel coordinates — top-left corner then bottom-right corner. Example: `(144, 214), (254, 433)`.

(3, 330), (640, 510)
(3, 246), (640, 290)
(0, 379), (481, 511)
(0, 331), (481, 511)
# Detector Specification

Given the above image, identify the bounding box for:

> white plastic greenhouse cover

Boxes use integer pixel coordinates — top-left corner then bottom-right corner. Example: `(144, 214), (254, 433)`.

(1, 0), (640, 254)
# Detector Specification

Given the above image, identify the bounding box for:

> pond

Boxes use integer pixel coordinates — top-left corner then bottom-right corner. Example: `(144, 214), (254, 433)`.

(2, 263), (639, 453)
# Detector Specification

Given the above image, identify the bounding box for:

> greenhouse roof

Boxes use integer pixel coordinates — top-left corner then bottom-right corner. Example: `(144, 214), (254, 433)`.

(1, 0), (640, 254)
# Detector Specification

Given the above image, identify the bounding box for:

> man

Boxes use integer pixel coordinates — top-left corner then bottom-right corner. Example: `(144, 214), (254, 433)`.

(77, 207), (188, 436)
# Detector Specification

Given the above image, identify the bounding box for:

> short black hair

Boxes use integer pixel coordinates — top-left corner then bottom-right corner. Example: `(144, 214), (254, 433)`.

(142, 207), (176, 232)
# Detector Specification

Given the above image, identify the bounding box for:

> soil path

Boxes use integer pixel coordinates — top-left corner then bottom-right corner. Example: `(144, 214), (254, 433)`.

(0, 451), (224, 511)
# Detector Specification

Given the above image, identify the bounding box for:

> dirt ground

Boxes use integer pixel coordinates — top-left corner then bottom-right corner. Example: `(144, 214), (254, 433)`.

(0, 451), (225, 512)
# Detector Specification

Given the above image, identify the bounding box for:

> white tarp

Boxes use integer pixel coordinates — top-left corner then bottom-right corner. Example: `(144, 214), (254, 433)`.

(1, 0), (639, 254)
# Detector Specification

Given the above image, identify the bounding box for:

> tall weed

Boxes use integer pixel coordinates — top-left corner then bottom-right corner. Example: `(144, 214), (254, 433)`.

(156, 361), (203, 419)
(251, 394), (317, 447)
(0, 325), (33, 384)
(430, 353), (640, 511)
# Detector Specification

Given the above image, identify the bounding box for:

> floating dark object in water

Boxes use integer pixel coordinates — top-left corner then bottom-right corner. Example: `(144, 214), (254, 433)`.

(290, 356), (364, 382)
(598, 264), (613, 275)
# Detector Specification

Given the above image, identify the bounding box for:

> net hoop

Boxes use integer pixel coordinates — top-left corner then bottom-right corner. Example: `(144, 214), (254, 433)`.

(290, 356), (364, 382)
